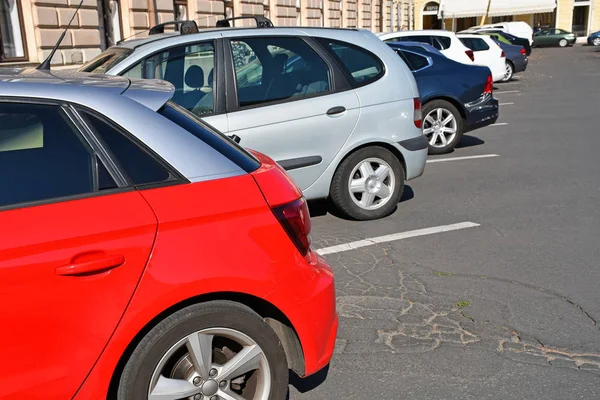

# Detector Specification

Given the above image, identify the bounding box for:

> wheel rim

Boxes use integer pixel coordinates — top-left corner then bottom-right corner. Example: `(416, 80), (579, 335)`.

(348, 157), (396, 211)
(559, 39), (567, 47)
(503, 63), (513, 81)
(423, 108), (458, 149)
(593, 38), (600, 46)
(148, 328), (271, 400)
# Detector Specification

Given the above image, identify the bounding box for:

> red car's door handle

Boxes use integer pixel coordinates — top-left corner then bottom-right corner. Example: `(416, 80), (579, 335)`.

(56, 254), (126, 276)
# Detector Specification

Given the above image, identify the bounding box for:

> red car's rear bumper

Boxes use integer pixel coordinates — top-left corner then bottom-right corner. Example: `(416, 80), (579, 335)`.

(265, 251), (338, 377)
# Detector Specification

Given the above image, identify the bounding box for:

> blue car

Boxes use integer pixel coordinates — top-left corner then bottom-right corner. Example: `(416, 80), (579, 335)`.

(588, 30), (600, 46)
(387, 42), (499, 154)
(491, 39), (528, 82)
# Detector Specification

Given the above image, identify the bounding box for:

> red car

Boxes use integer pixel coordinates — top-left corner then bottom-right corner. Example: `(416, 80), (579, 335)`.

(0, 70), (338, 399)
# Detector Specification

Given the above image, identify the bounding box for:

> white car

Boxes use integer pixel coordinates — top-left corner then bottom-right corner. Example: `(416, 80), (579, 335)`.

(457, 34), (506, 82)
(377, 30), (475, 65)
(467, 21), (534, 44)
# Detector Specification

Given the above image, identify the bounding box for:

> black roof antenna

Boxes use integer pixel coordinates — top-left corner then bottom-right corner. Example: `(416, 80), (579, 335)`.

(37, 0), (84, 70)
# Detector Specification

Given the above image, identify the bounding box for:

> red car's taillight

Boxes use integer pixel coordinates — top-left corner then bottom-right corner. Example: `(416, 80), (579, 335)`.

(520, 48), (526, 55)
(484, 74), (493, 95)
(272, 197), (312, 259)
(500, 51), (506, 58)
(465, 50), (475, 62)
(413, 97), (422, 129)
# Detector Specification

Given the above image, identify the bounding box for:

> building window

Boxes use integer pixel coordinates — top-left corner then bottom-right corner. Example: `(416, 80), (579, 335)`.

(100, 0), (123, 49)
(0, 0), (27, 61)
(174, 0), (187, 20)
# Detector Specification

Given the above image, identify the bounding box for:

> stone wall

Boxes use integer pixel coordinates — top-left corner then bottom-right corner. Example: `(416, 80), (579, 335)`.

(32, 0), (102, 66)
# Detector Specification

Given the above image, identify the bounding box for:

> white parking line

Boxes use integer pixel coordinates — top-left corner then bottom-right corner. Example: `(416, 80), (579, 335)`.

(316, 222), (481, 256)
(495, 90), (520, 94)
(499, 102), (514, 106)
(426, 154), (499, 164)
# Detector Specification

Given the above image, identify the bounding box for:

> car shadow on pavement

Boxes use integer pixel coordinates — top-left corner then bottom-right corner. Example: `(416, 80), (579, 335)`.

(307, 185), (415, 220)
(288, 364), (330, 396)
(455, 135), (485, 149)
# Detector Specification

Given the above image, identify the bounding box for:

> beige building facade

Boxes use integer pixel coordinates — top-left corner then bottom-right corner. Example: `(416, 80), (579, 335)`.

(0, 0), (412, 67)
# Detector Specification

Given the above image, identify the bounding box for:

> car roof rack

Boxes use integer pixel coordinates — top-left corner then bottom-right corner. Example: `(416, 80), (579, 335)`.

(215, 16), (274, 28)
(149, 20), (199, 35)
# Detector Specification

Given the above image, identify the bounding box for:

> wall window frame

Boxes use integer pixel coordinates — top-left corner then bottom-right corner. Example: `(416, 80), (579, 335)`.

(174, 0), (188, 21)
(0, 0), (28, 62)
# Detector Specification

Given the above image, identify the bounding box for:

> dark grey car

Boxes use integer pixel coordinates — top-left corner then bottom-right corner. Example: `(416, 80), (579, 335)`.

(492, 39), (528, 82)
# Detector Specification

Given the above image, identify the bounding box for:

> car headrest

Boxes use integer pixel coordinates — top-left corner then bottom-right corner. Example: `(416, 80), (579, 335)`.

(207, 68), (214, 87)
(185, 65), (204, 89)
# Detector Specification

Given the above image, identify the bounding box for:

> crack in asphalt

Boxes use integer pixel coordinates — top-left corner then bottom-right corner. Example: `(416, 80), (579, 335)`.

(325, 241), (600, 374)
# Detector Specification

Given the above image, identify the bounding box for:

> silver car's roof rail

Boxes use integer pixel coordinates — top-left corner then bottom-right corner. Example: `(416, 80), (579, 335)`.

(149, 20), (199, 35)
(215, 16), (274, 28)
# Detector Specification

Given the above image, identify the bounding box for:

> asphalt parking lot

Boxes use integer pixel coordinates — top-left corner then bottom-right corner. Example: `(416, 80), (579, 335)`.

(291, 45), (600, 399)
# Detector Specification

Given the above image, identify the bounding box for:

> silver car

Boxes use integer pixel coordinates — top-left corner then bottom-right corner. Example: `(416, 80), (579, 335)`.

(82, 19), (428, 220)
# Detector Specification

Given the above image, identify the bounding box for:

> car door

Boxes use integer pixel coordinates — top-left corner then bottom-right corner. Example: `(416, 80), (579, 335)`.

(535, 30), (551, 46)
(0, 101), (160, 398)
(122, 39), (228, 132)
(223, 35), (360, 191)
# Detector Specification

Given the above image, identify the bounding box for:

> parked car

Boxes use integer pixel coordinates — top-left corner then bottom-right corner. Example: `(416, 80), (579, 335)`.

(486, 36), (528, 82)
(387, 42), (499, 155)
(533, 29), (577, 47)
(377, 30), (475, 64)
(0, 68), (338, 399)
(81, 18), (428, 221)
(473, 29), (532, 55)
(468, 21), (534, 44)
(457, 34), (506, 82)
(587, 30), (600, 46)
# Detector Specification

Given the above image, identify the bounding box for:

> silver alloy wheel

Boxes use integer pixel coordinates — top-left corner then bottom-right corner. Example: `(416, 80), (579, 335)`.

(348, 157), (395, 211)
(593, 37), (600, 46)
(559, 39), (568, 47)
(423, 108), (458, 149)
(148, 327), (271, 400)
(503, 62), (513, 82)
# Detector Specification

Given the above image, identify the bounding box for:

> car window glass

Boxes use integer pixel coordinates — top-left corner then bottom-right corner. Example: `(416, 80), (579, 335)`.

(396, 50), (429, 71)
(231, 37), (331, 107)
(460, 38), (490, 51)
(319, 39), (383, 86)
(78, 110), (172, 186)
(0, 103), (111, 208)
(123, 62), (142, 78)
(79, 48), (133, 73)
(405, 35), (434, 46)
(436, 36), (451, 49)
(143, 42), (215, 117)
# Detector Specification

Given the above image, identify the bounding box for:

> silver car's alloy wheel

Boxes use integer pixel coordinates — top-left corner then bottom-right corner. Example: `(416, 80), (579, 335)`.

(593, 37), (600, 46)
(348, 157), (396, 211)
(559, 39), (568, 47)
(148, 327), (271, 400)
(423, 108), (458, 149)
(503, 62), (513, 82)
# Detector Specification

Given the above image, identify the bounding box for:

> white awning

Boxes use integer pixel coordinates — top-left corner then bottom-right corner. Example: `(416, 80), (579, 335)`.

(438, 0), (488, 19)
(489, 0), (556, 16)
(438, 0), (556, 19)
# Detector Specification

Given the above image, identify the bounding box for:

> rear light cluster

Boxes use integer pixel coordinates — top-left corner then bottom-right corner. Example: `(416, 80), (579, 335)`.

(500, 51), (506, 58)
(520, 48), (526, 55)
(484, 74), (493, 95)
(413, 98), (422, 129)
(272, 197), (312, 260)
(465, 50), (475, 62)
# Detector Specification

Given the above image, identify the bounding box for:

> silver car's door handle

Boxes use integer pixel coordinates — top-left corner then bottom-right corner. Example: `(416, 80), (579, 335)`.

(327, 106), (346, 115)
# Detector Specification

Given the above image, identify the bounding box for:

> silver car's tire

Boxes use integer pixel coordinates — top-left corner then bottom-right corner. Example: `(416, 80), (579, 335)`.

(117, 301), (289, 400)
(330, 146), (404, 221)
(422, 100), (465, 155)
(593, 37), (600, 46)
(502, 61), (514, 82)
(559, 39), (568, 47)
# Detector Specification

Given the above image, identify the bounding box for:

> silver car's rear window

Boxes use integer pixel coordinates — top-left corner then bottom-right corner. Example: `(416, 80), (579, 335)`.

(79, 48), (133, 74)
